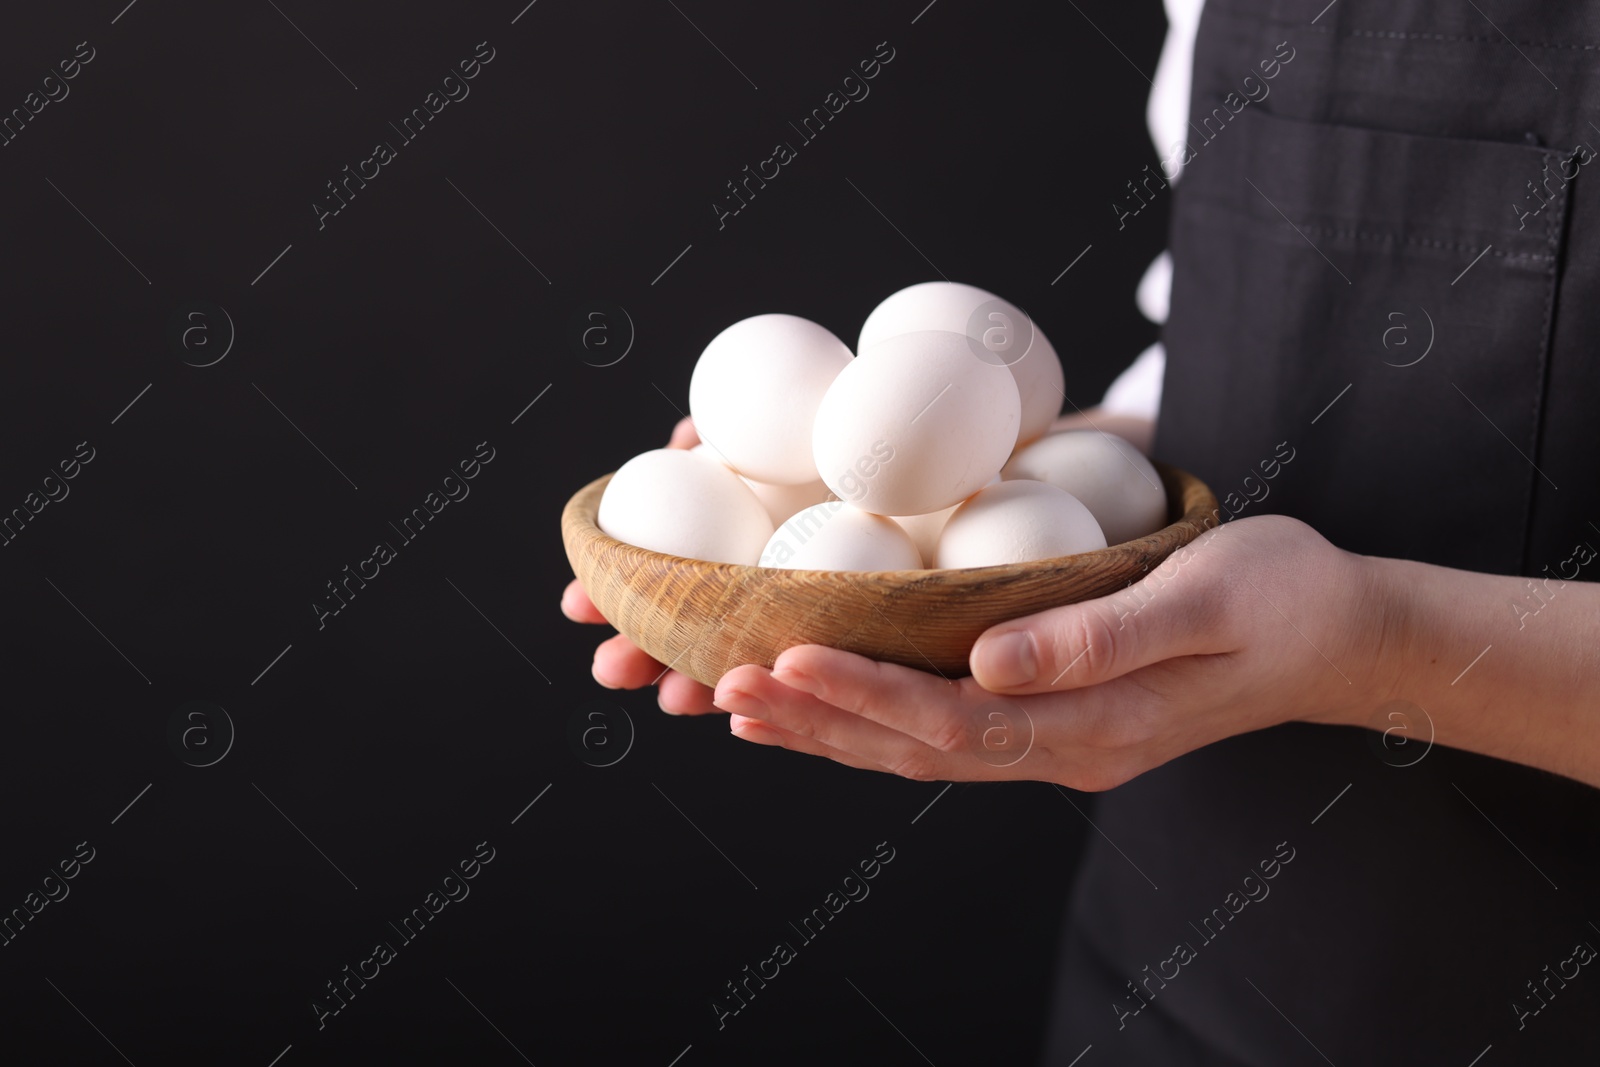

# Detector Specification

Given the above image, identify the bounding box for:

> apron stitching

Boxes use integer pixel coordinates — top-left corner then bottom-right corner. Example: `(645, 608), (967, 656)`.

(1522, 155), (1567, 572)
(1296, 224), (1552, 258)
(1208, 4), (1600, 51)
(1180, 193), (1555, 259)
(1338, 29), (1600, 51)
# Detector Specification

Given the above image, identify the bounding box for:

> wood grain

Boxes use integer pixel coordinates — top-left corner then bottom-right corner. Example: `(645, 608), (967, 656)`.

(562, 462), (1219, 687)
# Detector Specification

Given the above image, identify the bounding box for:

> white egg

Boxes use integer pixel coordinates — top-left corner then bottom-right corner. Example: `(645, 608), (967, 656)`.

(690, 442), (726, 464)
(742, 477), (833, 527)
(813, 331), (1020, 517)
(935, 479), (1106, 568)
(890, 473), (1000, 566)
(692, 443), (833, 526)
(1003, 431), (1167, 545)
(759, 501), (922, 571)
(598, 448), (774, 564)
(858, 281), (1065, 446)
(688, 314), (854, 485)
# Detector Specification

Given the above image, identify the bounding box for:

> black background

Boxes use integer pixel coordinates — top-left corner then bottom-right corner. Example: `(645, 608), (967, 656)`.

(0, 1), (1166, 1063)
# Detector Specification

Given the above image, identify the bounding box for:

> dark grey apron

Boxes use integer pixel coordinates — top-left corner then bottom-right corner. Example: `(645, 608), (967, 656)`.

(1045, 2), (1600, 1062)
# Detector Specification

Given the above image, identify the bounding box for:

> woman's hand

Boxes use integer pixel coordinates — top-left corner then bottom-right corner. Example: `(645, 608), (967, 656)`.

(711, 515), (1403, 789)
(560, 415), (720, 714)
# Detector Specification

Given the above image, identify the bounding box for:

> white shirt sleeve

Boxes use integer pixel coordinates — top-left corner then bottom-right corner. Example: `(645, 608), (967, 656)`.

(1102, 342), (1169, 417)
(1099, 0), (1206, 421)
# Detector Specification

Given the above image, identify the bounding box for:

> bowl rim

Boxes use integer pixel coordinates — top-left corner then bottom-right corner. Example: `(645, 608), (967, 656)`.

(562, 460), (1220, 589)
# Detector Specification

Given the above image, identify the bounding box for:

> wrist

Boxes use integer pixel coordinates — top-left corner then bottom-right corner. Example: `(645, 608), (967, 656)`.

(1350, 554), (1541, 776)
(1340, 552), (1421, 725)
(1319, 551), (1600, 787)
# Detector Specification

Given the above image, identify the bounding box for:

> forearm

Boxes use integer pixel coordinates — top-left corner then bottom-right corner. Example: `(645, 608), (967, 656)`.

(1360, 554), (1600, 787)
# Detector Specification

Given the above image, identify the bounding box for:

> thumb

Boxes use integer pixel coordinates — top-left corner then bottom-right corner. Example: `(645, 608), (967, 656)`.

(969, 572), (1221, 694)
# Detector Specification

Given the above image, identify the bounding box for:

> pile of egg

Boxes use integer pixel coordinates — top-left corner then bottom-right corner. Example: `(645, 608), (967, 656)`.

(597, 281), (1168, 571)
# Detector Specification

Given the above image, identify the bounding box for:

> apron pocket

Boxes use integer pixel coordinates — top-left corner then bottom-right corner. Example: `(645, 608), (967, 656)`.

(1158, 105), (1569, 573)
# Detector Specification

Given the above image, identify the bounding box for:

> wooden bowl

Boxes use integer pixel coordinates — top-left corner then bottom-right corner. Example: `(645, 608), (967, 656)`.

(562, 462), (1218, 687)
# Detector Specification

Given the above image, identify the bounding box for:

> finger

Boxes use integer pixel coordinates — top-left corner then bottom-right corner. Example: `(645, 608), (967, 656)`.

(561, 579), (609, 624)
(592, 633), (668, 689)
(723, 662), (1004, 780)
(666, 417), (699, 450)
(658, 670), (717, 715)
(1047, 411), (1155, 455)
(728, 714), (893, 773)
(969, 565), (1231, 695)
(716, 662), (969, 782)
(765, 645), (979, 752)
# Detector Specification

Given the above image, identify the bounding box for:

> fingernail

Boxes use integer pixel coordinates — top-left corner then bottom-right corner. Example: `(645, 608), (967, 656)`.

(657, 691), (683, 716)
(974, 631), (1038, 688)
(770, 663), (821, 696)
(591, 661), (620, 689)
(713, 686), (768, 718)
(729, 715), (782, 745)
